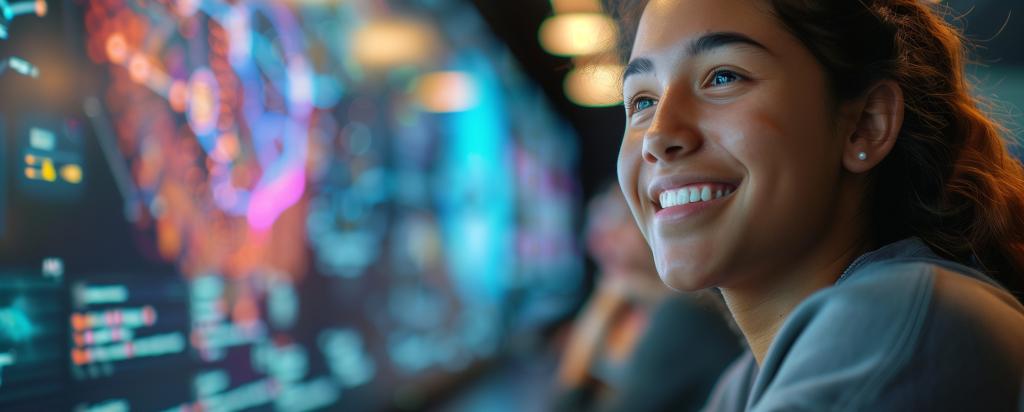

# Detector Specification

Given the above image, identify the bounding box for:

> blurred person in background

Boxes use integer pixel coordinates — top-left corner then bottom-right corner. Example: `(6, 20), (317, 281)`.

(611, 0), (1024, 410)
(554, 182), (741, 412)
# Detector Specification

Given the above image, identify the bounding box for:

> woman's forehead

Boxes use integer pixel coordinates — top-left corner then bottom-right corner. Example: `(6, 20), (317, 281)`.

(631, 0), (782, 61)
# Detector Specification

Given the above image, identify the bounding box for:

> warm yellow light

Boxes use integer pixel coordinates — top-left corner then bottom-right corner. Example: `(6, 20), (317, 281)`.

(188, 73), (217, 134)
(128, 54), (150, 84)
(61, 164), (83, 184)
(351, 18), (439, 70)
(211, 133), (240, 163)
(414, 71), (479, 113)
(539, 13), (616, 57)
(41, 160), (57, 182)
(550, 0), (601, 14)
(564, 64), (623, 107)
(168, 80), (188, 113)
(106, 33), (128, 65)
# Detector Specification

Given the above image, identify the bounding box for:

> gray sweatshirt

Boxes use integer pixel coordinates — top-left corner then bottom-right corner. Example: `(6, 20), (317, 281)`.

(702, 238), (1024, 411)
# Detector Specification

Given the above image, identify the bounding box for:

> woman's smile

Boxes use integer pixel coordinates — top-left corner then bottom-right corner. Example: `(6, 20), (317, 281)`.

(652, 181), (739, 222)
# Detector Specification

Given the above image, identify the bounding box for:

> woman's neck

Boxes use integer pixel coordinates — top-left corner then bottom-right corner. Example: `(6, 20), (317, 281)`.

(720, 229), (871, 365)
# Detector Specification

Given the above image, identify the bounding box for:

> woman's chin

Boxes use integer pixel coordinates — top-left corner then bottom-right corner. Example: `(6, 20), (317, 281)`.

(658, 266), (718, 292)
(651, 238), (730, 292)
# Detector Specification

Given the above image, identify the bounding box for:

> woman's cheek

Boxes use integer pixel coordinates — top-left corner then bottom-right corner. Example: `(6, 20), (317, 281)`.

(617, 133), (645, 218)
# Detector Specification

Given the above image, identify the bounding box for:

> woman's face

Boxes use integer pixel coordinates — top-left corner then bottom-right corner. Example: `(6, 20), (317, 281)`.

(618, 0), (849, 290)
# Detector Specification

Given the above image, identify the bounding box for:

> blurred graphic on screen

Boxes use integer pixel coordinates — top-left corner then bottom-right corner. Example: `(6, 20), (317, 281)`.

(0, 0), (582, 410)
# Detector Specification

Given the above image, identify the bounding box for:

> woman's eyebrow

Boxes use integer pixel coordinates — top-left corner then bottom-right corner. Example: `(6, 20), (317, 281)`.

(623, 31), (771, 83)
(689, 31), (770, 58)
(622, 57), (655, 83)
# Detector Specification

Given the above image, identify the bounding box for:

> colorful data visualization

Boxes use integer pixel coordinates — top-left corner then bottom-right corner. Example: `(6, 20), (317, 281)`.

(0, 0), (582, 410)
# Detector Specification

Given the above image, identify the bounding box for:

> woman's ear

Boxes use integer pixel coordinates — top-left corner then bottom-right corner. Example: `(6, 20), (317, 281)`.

(841, 80), (904, 173)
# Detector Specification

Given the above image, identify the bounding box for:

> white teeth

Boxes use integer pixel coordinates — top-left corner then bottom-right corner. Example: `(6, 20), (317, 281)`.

(659, 185), (736, 208)
(661, 191), (674, 207)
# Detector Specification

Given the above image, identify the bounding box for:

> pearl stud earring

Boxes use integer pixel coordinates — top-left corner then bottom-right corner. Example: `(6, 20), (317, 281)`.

(857, 152), (868, 161)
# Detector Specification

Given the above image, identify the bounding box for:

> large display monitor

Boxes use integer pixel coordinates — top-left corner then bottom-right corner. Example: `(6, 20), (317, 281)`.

(0, 1), (583, 410)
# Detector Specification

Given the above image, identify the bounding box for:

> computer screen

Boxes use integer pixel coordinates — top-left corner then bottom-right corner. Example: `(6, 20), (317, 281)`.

(0, 0), (583, 410)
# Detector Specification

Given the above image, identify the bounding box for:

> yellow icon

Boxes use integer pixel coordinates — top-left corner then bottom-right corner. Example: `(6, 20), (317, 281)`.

(41, 159), (57, 182)
(61, 164), (83, 184)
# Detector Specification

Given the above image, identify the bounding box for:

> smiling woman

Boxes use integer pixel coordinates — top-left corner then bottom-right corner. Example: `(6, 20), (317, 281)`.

(606, 0), (1024, 410)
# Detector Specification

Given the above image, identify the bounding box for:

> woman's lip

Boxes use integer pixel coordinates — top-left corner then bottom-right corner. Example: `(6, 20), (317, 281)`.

(648, 178), (741, 203)
(653, 189), (735, 221)
(653, 183), (738, 211)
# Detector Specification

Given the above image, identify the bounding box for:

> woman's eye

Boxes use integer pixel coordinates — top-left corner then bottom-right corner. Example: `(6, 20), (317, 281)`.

(707, 70), (742, 87)
(631, 97), (655, 113)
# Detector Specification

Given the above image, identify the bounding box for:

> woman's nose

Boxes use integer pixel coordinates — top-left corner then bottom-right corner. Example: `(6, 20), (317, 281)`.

(643, 135), (688, 163)
(642, 98), (702, 164)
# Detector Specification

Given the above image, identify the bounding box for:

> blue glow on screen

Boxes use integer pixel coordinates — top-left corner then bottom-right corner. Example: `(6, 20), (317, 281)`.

(440, 51), (515, 306)
(0, 116), (5, 238)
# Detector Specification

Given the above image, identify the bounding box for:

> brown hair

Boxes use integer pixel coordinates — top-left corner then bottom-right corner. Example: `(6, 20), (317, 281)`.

(606, 0), (1024, 298)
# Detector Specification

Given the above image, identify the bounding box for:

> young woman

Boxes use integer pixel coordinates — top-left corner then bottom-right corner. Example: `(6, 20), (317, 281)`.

(610, 0), (1024, 409)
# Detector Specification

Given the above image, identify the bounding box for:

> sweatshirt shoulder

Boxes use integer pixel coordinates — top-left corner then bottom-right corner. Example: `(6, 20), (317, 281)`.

(830, 259), (1024, 326)
(753, 261), (1024, 411)
(803, 260), (1024, 354)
